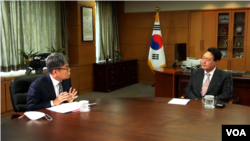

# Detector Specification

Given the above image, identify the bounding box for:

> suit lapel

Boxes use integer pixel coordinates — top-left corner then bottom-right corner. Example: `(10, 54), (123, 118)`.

(207, 69), (221, 94)
(44, 73), (57, 99)
(196, 69), (204, 92)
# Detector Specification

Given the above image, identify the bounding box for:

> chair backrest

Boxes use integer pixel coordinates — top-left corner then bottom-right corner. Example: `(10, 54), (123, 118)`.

(9, 74), (44, 112)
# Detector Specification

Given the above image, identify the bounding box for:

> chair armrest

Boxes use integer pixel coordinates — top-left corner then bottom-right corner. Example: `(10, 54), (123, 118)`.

(11, 112), (24, 120)
(228, 99), (234, 104)
(180, 94), (186, 99)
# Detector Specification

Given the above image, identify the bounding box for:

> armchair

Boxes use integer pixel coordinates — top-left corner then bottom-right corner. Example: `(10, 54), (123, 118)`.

(9, 74), (44, 119)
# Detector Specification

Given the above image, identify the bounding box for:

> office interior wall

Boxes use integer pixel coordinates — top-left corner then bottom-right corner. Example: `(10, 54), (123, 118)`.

(66, 1), (96, 94)
(118, 2), (189, 83)
(125, 1), (250, 13)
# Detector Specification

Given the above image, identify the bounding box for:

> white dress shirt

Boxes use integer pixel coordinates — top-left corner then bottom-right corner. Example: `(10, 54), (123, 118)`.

(202, 67), (216, 85)
(49, 74), (61, 106)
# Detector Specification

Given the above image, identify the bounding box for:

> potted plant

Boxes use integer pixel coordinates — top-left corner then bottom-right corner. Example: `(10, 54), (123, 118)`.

(18, 49), (39, 74)
(114, 49), (121, 60)
(46, 46), (65, 53)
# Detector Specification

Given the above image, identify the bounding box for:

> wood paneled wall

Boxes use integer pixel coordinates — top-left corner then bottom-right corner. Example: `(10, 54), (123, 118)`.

(117, 2), (189, 83)
(66, 1), (95, 95)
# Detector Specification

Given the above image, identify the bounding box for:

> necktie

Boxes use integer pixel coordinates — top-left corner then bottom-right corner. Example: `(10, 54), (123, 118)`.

(201, 73), (210, 96)
(58, 82), (63, 95)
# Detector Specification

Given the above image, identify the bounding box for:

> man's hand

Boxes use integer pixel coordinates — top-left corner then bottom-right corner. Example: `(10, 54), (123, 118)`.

(67, 87), (78, 103)
(53, 92), (69, 106)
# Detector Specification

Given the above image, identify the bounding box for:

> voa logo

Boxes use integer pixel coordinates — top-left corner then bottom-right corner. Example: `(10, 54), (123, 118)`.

(226, 129), (246, 136)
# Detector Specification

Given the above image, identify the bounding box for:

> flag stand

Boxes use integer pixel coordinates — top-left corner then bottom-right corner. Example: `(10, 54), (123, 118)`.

(152, 83), (155, 87)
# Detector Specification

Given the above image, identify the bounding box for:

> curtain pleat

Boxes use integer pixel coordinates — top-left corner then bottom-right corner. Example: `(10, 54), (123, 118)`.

(96, 1), (119, 61)
(0, 1), (65, 72)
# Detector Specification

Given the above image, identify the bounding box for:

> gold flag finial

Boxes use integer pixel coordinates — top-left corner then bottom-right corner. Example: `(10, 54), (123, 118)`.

(155, 7), (159, 22)
(156, 7), (159, 12)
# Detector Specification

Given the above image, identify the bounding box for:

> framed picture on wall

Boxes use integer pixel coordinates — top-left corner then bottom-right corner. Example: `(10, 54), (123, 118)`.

(81, 6), (93, 41)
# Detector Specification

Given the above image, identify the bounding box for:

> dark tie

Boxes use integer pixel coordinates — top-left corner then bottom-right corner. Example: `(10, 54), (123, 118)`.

(58, 82), (63, 94)
(201, 73), (210, 96)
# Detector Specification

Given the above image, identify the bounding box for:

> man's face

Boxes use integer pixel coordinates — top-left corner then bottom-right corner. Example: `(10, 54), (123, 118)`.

(55, 63), (70, 81)
(201, 51), (219, 73)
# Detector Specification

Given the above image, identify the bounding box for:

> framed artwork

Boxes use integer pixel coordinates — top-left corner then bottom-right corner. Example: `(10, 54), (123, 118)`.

(81, 7), (93, 41)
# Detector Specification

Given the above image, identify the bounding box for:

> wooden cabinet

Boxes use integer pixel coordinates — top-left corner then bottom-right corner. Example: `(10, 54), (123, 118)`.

(93, 59), (138, 92)
(189, 11), (216, 59)
(216, 10), (248, 71)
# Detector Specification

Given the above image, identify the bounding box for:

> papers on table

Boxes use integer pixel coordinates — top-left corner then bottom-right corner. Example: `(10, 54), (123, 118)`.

(47, 102), (80, 113)
(168, 98), (190, 105)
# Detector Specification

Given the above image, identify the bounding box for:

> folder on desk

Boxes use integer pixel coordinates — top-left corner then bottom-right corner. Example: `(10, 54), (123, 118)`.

(168, 98), (190, 105)
(47, 102), (80, 113)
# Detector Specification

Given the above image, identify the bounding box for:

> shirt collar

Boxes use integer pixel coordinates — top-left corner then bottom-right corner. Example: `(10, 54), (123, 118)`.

(49, 74), (61, 87)
(204, 67), (216, 75)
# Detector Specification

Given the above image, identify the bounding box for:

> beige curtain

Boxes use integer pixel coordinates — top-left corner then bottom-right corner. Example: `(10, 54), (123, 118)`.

(96, 1), (119, 61)
(1, 1), (66, 72)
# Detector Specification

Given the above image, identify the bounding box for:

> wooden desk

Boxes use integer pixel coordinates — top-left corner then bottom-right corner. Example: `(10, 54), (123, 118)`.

(2, 97), (250, 140)
(154, 68), (250, 107)
(154, 68), (183, 97)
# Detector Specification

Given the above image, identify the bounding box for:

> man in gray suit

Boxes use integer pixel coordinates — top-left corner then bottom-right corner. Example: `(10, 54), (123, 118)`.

(185, 47), (232, 102)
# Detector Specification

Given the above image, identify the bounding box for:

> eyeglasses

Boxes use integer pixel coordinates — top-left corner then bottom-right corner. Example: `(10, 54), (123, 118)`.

(56, 67), (70, 71)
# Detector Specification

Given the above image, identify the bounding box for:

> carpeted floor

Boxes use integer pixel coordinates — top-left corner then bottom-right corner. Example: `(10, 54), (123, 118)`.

(1, 83), (154, 124)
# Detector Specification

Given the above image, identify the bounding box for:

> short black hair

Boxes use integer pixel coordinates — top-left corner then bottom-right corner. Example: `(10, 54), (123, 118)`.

(45, 53), (69, 73)
(207, 47), (222, 61)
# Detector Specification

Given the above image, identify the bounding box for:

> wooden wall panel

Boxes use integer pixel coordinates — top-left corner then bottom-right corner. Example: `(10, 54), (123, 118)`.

(119, 12), (155, 28)
(68, 46), (79, 66)
(119, 28), (152, 45)
(68, 25), (79, 46)
(120, 45), (149, 61)
(137, 60), (155, 83)
(189, 11), (203, 59)
(162, 28), (189, 44)
(164, 44), (175, 62)
(117, 1), (124, 13)
(66, 4), (78, 26)
(65, 1), (77, 5)
(78, 46), (96, 65)
(70, 67), (79, 92)
(160, 11), (189, 28)
(79, 65), (93, 93)
(203, 11), (216, 52)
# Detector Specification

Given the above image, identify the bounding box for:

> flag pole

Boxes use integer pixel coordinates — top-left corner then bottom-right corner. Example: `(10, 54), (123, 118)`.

(152, 7), (159, 87)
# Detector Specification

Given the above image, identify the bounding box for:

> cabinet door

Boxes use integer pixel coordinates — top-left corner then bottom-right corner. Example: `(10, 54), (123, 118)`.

(230, 10), (247, 60)
(190, 12), (203, 58)
(230, 60), (245, 71)
(202, 11), (216, 54)
(246, 9), (250, 71)
(1, 79), (6, 113)
(217, 59), (229, 70)
(216, 11), (232, 60)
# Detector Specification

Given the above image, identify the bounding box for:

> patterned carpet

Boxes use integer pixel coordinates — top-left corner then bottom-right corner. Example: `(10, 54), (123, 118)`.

(1, 83), (154, 124)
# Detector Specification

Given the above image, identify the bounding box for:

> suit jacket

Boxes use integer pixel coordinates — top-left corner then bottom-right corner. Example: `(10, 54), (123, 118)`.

(185, 68), (232, 102)
(27, 73), (71, 111)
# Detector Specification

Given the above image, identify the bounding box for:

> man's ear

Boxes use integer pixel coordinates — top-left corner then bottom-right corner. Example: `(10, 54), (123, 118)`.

(51, 69), (57, 75)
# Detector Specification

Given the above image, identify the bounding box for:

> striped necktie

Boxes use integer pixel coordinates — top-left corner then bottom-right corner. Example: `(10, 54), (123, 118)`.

(201, 73), (210, 96)
(58, 82), (63, 94)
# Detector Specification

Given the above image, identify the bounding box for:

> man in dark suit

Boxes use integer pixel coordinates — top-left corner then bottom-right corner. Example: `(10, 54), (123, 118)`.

(27, 53), (78, 111)
(185, 47), (232, 102)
